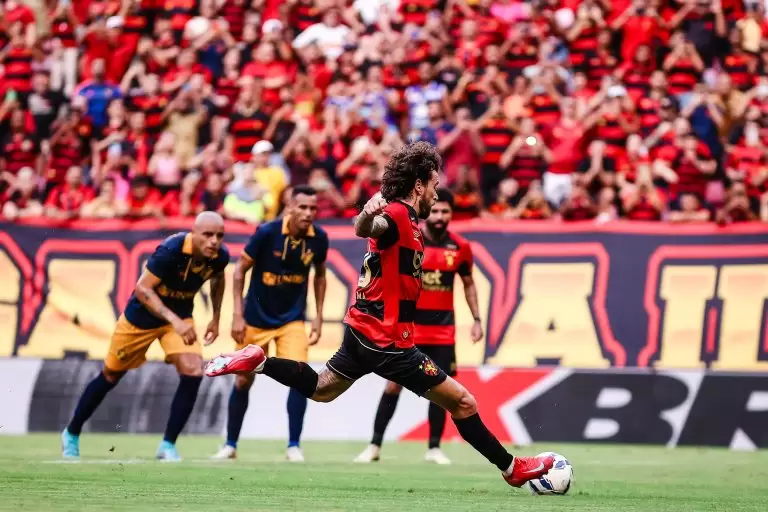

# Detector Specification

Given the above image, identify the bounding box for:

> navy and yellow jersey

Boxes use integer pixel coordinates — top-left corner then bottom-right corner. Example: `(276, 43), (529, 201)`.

(243, 216), (329, 329)
(124, 233), (230, 330)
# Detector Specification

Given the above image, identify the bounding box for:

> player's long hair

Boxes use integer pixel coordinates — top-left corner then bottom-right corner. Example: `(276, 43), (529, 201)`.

(381, 142), (442, 202)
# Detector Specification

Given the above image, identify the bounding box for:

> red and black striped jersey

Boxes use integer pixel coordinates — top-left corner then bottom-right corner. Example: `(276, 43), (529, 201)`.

(214, 75), (241, 116)
(1, 132), (37, 174)
(503, 40), (539, 77)
(507, 145), (545, 191)
(128, 93), (169, 138)
(636, 97), (662, 138)
(569, 23), (598, 68)
(344, 201), (424, 349)
(479, 117), (514, 166)
(218, 0), (246, 40)
(666, 58), (699, 95)
(723, 54), (755, 91)
(292, 1), (322, 32)
(586, 50), (617, 90)
(414, 230), (473, 345)
(669, 146), (713, 198)
(727, 144), (767, 197)
(2, 44), (33, 92)
(529, 93), (560, 130)
(229, 109), (270, 163)
(596, 113), (629, 155)
(47, 133), (85, 184)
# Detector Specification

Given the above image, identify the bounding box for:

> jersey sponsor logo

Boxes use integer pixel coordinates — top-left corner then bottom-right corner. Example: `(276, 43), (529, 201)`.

(262, 272), (307, 286)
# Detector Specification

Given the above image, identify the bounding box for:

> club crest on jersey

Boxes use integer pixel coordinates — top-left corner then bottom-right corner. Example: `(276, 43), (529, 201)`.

(301, 249), (314, 266)
(413, 230), (421, 240)
(444, 250), (457, 268)
(420, 358), (439, 377)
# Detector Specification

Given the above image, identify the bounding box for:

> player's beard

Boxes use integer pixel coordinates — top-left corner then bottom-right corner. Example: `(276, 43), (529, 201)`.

(426, 220), (447, 238)
(417, 197), (432, 219)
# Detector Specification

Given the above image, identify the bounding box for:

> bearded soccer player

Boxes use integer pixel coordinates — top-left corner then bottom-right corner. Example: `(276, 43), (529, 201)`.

(206, 142), (553, 487)
(212, 186), (329, 462)
(61, 212), (230, 461)
(354, 188), (483, 465)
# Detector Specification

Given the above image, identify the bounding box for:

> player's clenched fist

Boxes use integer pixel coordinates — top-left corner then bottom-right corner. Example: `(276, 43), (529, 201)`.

(174, 319), (197, 345)
(362, 192), (387, 217)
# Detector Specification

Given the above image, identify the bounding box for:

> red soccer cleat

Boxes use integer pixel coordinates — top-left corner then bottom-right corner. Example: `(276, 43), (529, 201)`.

(503, 454), (556, 488)
(204, 344), (266, 377)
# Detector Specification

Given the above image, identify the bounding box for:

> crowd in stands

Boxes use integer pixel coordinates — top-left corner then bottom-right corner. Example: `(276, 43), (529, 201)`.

(1, 0), (768, 224)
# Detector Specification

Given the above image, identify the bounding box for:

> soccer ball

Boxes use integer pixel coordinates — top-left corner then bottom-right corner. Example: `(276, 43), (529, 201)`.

(526, 452), (573, 495)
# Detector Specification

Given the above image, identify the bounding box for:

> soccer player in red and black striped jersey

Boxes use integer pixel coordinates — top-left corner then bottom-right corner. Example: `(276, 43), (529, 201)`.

(207, 142), (555, 489)
(354, 188), (483, 465)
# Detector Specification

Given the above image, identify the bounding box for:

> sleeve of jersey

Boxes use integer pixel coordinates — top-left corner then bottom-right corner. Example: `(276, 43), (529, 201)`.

(375, 214), (400, 251)
(458, 239), (474, 277)
(244, 226), (269, 261)
(146, 246), (174, 278)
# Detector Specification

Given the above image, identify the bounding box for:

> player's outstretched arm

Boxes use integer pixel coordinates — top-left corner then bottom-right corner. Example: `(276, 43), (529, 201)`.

(231, 253), (254, 344)
(354, 193), (389, 239)
(136, 270), (196, 344)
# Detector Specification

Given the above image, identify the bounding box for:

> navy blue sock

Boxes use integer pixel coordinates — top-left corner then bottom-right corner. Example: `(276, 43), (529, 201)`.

(163, 375), (202, 444)
(226, 386), (250, 448)
(67, 372), (116, 435)
(287, 388), (308, 448)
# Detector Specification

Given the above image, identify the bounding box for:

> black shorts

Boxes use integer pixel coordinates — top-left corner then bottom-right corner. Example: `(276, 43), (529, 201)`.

(327, 326), (448, 396)
(416, 344), (457, 377)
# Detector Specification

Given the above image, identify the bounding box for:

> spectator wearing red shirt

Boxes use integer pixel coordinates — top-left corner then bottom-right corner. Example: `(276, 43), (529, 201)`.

(610, 0), (662, 63)
(1, 22), (35, 99)
(81, 16), (136, 84)
(726, 121), (768, 205)
(545, 98), (594, 206)
(125, 175), (163, 218)
(0, 108), (39, 179)
(663, 33), (705, 96)
(717, 181), (758, 224)
(561, 182), (598, 221)
(668, 192), (711, 223)
(45, 166), (95, 219)
(161, 49), (212, 96)
(1, 167), (42, 220)
(242, 43), (292, 107)
(2, 0), (36, 48)
(200, 172), (226, 214)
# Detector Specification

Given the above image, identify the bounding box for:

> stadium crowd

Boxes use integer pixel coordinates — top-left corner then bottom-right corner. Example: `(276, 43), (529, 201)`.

(0, 0), (767, 224)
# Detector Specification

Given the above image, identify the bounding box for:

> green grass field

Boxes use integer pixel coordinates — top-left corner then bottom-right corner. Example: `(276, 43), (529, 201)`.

(1, 434), (767, 511)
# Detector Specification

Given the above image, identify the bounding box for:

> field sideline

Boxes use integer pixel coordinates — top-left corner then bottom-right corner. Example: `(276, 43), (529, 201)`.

(1, 434), (767, 511)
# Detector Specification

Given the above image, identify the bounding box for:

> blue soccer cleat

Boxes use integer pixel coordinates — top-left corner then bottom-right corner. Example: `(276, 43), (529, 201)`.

(61, 428), (80, 459)
(156, 440), (182, 462)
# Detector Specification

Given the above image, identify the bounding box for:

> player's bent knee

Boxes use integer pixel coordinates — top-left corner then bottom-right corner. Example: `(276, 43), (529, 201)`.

(173, 354), (204, 377)
(384, 381), (403, 395)
(235, 374), (255, 390)
(102, 367), (125, 384)
(454, 389), (478, 419)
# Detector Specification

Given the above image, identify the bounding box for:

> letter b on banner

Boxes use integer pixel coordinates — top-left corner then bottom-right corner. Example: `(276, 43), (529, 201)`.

(518, 373), (689, 444)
